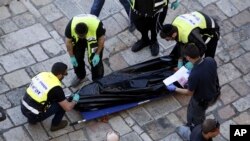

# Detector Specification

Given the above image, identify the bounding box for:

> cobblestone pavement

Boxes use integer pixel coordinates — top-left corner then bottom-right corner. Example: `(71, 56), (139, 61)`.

(0, 0), (249, 140)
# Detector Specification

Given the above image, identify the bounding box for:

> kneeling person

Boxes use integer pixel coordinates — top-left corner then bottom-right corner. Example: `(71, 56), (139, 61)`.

(21, 62), (79, 131)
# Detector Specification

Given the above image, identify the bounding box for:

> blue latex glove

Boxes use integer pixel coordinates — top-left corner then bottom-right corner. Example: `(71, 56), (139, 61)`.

(184, 61), (193, 71)
(72, 93), (80, 103)
(177, 60), (183, 69)
(70, 56), (78, 67)
(92, 54), (100, 67)
(171, 0), (180, 10)
(166, 84), (176, 92)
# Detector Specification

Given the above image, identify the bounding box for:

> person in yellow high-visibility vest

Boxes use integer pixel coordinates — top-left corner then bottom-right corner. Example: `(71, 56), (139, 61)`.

(21, 62), (80, 131)
(65, 14), (106, 87)
(160, 11), (220, 70)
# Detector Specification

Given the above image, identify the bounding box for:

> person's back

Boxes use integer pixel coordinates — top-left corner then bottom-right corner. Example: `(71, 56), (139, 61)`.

(189, 57), (218, 102)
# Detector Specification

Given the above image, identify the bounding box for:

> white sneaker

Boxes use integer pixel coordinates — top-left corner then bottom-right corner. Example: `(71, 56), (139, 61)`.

(176, 125), (191, 141)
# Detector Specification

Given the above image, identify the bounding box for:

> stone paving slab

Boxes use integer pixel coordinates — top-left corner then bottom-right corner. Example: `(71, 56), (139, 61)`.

(4, 69), (30, 88)
(0, 23), (50, 51)
(12, 12), (36, 28)
(0, 18), (19, 34)
(7, 105), (27, 126)
(68, 129), (88, 141)
(0, 94), (11, 109)
(0, 49), (35, 72)
(3, 126), (32, 141)
(24, 123), (50, 141)
(0, 117), (13, 131)
(144, 96), (181, 119)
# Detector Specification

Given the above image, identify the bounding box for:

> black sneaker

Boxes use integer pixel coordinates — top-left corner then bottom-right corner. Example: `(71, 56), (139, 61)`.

(131, 40), (150, 52)
(50, 120), (68, 132)
(128, 24), (136, 32)
(150, 42), (160, 56)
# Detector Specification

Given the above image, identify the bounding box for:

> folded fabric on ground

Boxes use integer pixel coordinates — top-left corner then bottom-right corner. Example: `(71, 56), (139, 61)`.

(75, 56), (177, 112)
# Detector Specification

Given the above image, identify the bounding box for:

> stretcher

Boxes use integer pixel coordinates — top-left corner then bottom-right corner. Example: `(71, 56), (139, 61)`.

(70, 55), (177, 125)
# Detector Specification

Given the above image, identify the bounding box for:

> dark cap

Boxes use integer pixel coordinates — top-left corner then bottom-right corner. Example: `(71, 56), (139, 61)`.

(202, 119), (220, 134)
(160, 24), (175, 38)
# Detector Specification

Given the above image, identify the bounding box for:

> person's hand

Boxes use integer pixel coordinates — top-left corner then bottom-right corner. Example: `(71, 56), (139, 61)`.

(171, 0), (180, 10)
(166, 84), (176, 92)
(72, 93), (80, 103)
(70, 56), (78, 67)
(92, 54), (100, 67)
(184, 61), (193, 71)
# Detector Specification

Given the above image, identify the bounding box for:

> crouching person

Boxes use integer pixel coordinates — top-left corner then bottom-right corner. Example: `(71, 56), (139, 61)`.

(21, 62), (80, 131)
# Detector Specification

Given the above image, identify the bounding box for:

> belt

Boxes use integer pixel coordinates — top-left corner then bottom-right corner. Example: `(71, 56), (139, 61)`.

(22, 99), (40, 115)
(132, 8), (156, 18)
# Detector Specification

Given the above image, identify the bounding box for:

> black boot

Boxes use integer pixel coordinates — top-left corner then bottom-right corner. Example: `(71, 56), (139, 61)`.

(150, 41), (160, 56)
(131, 40), (150, 52)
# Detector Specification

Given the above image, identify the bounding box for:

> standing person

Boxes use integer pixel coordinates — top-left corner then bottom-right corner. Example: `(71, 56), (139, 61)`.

(130, 0), (180, 56)
(90, 0), (135, 31)
(65, 14), (106, 87)
(190, 119), (220, 141)
(166, 44), (220, 130)
(21, 62), (80, 131)
(160, 11), (220, 69)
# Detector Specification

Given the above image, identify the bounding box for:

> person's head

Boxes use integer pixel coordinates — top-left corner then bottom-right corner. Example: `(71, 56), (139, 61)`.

(183, 43), (200, 62)
(75, 23), (88, 39)
(202, 119), (220, 139)
(51, 62), (68, 81)
(160, 24), (178, 41)
(106, 131), (120, 141)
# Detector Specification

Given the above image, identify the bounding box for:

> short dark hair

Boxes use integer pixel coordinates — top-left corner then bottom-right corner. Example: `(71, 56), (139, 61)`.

(51, 62), (67, 76)
(183, 44), (200, 59)
(75, 23), (88, 35)
(160, 24), (177, 38)
(202, 119), (220, 134)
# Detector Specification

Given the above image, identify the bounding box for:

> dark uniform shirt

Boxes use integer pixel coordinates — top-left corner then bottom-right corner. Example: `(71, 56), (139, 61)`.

(190, 125), (213, 141)
(188, 57), (218, 102)
(47, 86), (66, 103)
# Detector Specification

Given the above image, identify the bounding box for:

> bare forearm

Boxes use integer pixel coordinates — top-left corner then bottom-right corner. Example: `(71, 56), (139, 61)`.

(66, 39), (74, 56)
(175, 87), (193, 96)
(96, 35), (105, 55)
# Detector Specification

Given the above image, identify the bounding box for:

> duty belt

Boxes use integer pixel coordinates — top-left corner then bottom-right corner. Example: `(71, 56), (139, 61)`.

(131, 8), (162, 18)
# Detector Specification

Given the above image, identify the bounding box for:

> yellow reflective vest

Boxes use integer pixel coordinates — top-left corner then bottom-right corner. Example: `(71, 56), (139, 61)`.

(172, 11), (207, 43)
(26, 72), (62, 104)
(71, 14), (100, 61)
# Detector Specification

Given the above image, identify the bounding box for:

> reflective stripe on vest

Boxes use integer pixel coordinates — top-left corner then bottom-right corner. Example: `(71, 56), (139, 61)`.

(26, 72), (61, 103)
(172, 11), (207, 43)
(71, 14), (100, 61)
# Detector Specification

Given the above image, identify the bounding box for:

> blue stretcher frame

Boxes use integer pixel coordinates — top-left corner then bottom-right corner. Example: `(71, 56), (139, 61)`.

(70, 97), (164, 126)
